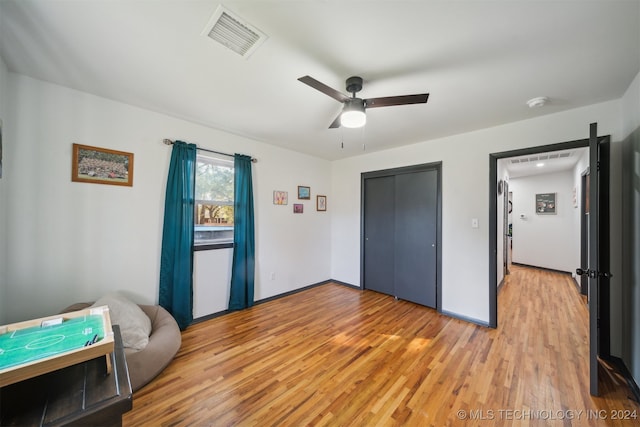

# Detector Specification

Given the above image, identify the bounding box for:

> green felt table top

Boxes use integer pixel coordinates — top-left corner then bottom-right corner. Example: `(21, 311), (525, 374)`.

(0, 315), (106, 371)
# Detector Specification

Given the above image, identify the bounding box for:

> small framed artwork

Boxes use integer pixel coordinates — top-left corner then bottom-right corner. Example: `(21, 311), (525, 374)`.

(293, 203), (303, 214)
(72, 143), (134, 187)
(535, 192), (556, 214)
(298, 186), (310, 200)
(317, 195), (327, 211)
(273, 190), (288, 205)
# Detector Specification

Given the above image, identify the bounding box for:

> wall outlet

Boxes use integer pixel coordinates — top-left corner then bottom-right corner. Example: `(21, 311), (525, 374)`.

(270, 272), (276, 280)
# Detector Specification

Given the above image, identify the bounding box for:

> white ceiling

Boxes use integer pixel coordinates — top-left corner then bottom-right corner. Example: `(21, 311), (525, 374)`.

(1, 1), (638, 161)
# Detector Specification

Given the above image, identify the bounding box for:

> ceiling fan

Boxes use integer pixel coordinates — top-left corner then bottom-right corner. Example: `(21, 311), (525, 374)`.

(298, 75), (429, 129)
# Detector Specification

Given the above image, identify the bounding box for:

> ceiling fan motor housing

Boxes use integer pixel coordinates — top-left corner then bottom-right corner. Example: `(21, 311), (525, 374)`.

(345, 98), (365, 110)
(345, 76), (363, 95)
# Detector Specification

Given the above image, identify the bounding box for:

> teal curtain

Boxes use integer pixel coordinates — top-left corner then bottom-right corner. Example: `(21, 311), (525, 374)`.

(229, 154), (255, 310)
(159, 140), (196, 330)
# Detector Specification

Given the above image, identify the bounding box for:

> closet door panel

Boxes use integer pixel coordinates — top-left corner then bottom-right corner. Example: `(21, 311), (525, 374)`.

(363, 175), (395, 296)
(394, 170), (438, 308)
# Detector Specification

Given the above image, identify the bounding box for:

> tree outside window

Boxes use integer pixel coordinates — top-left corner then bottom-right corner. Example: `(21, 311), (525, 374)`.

(194, 154), (234, 247)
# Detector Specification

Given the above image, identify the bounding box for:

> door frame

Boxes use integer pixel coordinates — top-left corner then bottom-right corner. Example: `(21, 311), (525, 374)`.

(580, 170), (589, 295)
(489, 138), (591, 328)
(588, 123), (611, 395)
(360, 162), (443, 310)
(489, 129), (611, 397)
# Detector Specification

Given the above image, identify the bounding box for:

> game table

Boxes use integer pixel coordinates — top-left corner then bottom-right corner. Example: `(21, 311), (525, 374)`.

(0, 325), (132, 427)
(0, 306), (114, 387)
(0, 307), (132, 426)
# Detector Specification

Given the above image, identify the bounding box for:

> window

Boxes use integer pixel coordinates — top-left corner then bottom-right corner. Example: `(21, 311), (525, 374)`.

(194, 154), (234, 248)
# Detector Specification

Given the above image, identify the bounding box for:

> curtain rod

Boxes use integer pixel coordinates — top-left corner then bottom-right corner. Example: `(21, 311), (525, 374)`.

(163, 139), (257, 163)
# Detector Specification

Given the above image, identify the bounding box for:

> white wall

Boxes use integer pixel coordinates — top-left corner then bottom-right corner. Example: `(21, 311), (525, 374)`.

(193, 249), (232, 318)
(622, 66), (640, 138)
(620, 69), (640, 387)
(331, 100), (622, 325)
(0, 53), (8, 324)
(509, 171), (578, 272)
(4, 74), (331, 323)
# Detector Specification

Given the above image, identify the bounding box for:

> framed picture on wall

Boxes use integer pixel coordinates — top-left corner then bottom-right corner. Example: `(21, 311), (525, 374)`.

(298, 186), (310, 200)
(317, 195), (326, 211)
(72, 143), (134, 187)
(535, 192), (556, 214)
(273, 190), (288, 205)
(293, 203), (303, 213)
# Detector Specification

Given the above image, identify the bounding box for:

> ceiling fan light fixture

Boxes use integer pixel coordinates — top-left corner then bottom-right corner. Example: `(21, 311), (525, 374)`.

(341, 99), (366, 128)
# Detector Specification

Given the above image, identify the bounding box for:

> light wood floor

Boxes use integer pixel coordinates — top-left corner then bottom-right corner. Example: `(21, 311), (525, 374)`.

(123, 266), (639, 426)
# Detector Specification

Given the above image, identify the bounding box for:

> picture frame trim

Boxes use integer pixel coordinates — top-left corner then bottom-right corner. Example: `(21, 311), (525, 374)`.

(71, 143), (134, 187)
(298, 185), (310, 200)
(317, 195), (327, 211)
(273, 190), (288, 205)
(535, 192), (557, 215)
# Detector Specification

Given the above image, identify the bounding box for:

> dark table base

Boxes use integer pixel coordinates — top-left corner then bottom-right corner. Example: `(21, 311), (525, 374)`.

(1, 325), (132, 427)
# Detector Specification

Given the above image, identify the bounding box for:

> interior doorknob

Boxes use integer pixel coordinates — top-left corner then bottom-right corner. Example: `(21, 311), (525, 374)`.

(576, 268), (614, 279)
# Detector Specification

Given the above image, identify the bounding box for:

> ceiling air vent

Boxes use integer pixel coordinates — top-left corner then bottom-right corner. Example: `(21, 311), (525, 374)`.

(202, 5), (267, 58)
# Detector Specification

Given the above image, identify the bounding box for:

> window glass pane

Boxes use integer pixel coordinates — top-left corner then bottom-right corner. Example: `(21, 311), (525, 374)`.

(194, 154), (234, 246)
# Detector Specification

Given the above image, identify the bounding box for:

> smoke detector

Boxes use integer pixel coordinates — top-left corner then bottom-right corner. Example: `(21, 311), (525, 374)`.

(526, 96), (549, 108)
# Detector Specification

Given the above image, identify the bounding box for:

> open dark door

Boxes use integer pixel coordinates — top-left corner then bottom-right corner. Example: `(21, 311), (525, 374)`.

(577, 122), (611, 396)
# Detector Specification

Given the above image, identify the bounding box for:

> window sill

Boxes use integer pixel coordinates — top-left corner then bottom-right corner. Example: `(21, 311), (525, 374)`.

(194, 243), (234, 251)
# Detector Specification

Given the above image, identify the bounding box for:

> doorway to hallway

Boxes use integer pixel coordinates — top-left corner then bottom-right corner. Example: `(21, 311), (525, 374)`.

(489, 124), (612, 396)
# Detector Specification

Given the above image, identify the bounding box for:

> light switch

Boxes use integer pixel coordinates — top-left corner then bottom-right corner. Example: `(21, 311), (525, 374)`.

(472, 218), (479, 228)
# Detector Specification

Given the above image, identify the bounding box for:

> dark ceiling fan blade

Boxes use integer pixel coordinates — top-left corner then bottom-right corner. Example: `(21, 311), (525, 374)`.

(298, 75), (351, 103)
(328, 112), (342, 129)
(364, 93), (429, 108)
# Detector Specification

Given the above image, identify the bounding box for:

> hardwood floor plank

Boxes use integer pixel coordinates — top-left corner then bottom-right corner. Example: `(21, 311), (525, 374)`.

(124, 265), (639, 426)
